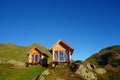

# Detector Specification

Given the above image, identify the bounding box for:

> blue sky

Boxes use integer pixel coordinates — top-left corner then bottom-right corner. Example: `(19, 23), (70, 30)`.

(0, 0), (120, 60)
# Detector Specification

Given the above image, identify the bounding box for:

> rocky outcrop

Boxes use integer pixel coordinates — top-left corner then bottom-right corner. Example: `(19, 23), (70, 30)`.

(36, 69), (50, 80)
(0, 57), (25, 67)
(75, 61), (106, 80)
(95, 68), (106, 74)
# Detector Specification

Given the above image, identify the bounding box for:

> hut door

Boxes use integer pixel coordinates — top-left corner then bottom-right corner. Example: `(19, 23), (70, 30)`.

(35, 55), (38, 63)
(42, 58), (48, 67)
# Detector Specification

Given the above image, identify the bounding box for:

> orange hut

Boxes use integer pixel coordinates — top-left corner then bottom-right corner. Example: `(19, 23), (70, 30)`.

(49, 39), (74, 65)
(27, 47), (48, 66)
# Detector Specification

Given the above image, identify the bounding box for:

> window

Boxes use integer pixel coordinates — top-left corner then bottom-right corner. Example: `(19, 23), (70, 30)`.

(54, 50), (70, 62)
(35, 55), (38, 61)
(54, 51), (58, 61)
(65, 50), (69, 62)
(60, 51), (64, 62)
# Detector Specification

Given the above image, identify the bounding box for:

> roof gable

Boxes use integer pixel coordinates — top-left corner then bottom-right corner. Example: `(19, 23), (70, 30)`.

(27, 47), (49, 57)
(50, 39), (74, 54)
(27, 47), (43, 54)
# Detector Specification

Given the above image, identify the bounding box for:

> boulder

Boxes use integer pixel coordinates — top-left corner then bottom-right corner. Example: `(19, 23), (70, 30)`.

(95, 68), (106, 74)
(75, 61), (106, 80)
(36, 69), (50, 80)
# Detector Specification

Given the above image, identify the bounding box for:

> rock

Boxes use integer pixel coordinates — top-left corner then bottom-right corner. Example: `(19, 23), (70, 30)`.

(70, 60), (82, 72)
(38, 76), (45, 80)
(75, 61), (106, 80)
(75, 61), (97, 80)
(42, 69), (50, 75)
(52, 63), (56, 67)
(7, 59), (25, 67)
(95, 68), (106, 74)
(55, 65), (68, 70)
(86, 63), (96, 70)
(36, 69), (50, 80)
(56, 78), (65, 80)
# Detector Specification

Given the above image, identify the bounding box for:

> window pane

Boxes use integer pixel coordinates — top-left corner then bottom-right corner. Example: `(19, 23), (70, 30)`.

(35, 55), (38, 61)
(65, 50), (69, 62)
(54, 51), (58, 61)
(60, 51), (64, 62)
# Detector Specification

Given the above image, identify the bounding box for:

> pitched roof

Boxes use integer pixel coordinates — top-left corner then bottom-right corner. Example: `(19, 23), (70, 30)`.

(49, 39), (74, 55)
(27, 47), (49, 57)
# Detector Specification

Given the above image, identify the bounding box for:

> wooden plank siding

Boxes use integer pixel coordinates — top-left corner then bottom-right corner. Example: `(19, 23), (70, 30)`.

(27, 47), (48, 66)
(49, 39), (74, 64)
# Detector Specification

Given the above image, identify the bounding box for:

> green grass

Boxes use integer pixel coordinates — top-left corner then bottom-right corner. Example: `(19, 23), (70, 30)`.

(0, 64), (45, 80)
(0, 43), (52, 80)
(0, 43), (52, 64)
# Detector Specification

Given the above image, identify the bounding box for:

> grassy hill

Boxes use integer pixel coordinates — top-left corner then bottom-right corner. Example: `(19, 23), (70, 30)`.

(0, 43), (52, 66)
(0, 64), (45, 80)
(86, 45), (120, 67)
(1, 43), (120, 80)
(86, 45), (120, 80)
(0, 43), (52, 80)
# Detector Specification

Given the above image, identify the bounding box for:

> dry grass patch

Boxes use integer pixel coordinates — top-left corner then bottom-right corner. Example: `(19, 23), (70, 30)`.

(45, 65), (84, 80)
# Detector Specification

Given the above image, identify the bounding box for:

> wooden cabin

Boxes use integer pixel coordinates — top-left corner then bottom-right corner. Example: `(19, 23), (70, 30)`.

(27, 47), (48, 67)
(49, 39), (74, 66)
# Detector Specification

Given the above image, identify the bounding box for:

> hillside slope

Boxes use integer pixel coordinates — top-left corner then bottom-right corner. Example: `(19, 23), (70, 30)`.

(0, 43), (52, 65)
(85, 45), (120, 80)
(0, 64), (45, 80)
(86, 45), (120, 67)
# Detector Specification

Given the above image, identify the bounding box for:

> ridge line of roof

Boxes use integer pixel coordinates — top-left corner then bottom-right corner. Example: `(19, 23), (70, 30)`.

(49, 39), (74, 50)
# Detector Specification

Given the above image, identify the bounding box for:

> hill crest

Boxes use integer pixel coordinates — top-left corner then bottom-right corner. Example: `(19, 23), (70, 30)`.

(86, 45), (120, 67)
(0, 43), (52, 65)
